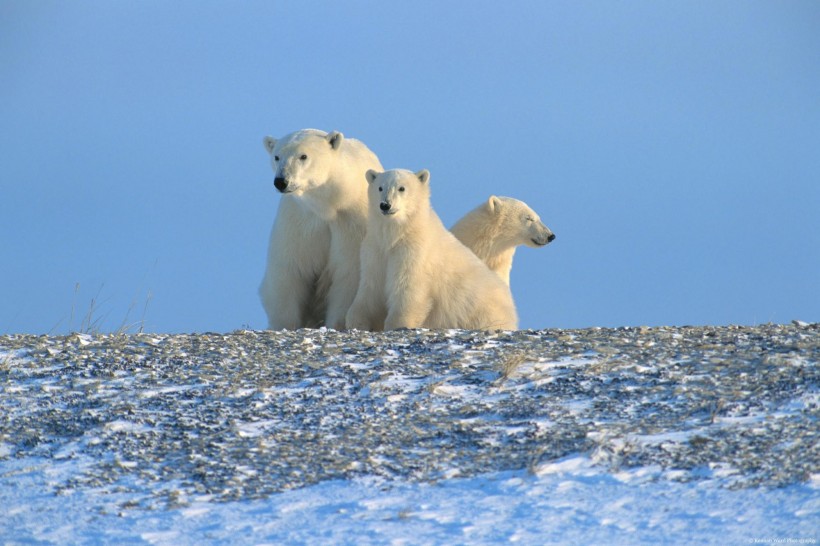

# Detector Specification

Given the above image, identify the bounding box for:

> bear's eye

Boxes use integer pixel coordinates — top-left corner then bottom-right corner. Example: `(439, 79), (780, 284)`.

(399, 187), (405, 192)
(299, 154), (308, 161)
(274, 156), (279, 161)
(525, 216), (534, 223)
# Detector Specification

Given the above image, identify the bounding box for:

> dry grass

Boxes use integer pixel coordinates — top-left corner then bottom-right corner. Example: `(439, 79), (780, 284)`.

(495, 351), (532, 382)
(46, 282), (153, 336)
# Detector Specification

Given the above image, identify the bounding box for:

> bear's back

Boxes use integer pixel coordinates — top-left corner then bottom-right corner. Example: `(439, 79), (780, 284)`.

(420, 212), (518, 329)
(340, 137), (383, 172)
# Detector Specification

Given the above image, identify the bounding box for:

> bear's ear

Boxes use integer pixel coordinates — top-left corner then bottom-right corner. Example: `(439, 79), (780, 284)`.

(327, 131), (344, 150)
(263, 136), (277, 155)
(365, 169), (380, 184)
(415, 169), (430, 184)
(487, 195), (502, 213)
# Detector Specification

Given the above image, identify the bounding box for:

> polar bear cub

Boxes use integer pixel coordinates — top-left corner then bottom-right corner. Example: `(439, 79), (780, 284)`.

(260, 129), (382, 329)
(451, 196), (555, 286)
(346, 169), (518, 331)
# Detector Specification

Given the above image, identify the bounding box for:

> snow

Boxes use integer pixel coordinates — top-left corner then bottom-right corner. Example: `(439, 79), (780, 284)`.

(1, 454), (817, 545)
(1, 325), (818, 544)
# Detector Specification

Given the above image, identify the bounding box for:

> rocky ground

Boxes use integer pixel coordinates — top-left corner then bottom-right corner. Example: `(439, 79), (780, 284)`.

(1, 323), (818, 510)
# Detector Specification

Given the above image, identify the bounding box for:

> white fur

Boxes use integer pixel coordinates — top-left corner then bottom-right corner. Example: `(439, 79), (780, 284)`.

(451, 196), (555, 286)
(259, 129), (382, 329)
(259, 196), (330, 329)
(346, 169), (518, 331)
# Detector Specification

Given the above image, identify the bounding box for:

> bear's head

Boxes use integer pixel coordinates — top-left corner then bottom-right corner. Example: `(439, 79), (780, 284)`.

(487, 196), (556, 248)
(365, 169), (431, 223)
(263, 129), (344, 195)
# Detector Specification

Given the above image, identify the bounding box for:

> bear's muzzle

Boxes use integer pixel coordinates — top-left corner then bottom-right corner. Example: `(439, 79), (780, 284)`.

(531, 233), (556, 246)
(274, 177), (289, 193)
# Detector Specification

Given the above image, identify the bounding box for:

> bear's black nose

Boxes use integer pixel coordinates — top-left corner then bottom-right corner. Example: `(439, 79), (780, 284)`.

(274, 177), (288, 192)
(548, 233), (556, 242)
(380, 202), (391, 212)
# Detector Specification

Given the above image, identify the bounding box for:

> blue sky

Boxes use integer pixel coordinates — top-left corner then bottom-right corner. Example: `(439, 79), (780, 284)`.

(2, 1), (818, 333)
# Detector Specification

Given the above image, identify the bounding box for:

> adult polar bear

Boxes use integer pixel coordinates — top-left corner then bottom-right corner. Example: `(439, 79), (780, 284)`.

(451, 196), (556, 286)
(346, 169), (518, 331)
(259, 129), (382, 329)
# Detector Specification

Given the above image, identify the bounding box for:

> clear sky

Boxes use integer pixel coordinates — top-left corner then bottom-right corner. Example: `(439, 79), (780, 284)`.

(2, 1), (819, 334)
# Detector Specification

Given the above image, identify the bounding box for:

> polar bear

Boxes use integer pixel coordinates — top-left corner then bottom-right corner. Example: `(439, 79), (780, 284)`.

(451, 196), (555, 286)
(260, 129), (382, 329)
(346, 169), (518, 331)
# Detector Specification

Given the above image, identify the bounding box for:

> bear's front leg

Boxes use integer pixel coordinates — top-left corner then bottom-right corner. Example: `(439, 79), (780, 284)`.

(384, 301), (431, 330)
(324, 230), (365, 330)
(345, 301), (370, 331)
(346, 289), (385, 331)
(259, 198), (330, 329)
(325, 277), (357, 330)
(260, 266), (312, 329)
(345, 241), (387, 331)
(384, 276), (431, 330)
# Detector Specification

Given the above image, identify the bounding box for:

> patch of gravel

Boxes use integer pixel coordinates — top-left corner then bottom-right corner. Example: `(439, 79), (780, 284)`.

(1, 323), (817, 508)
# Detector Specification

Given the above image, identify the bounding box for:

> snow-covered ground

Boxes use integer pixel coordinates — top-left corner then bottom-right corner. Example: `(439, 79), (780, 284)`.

(1, 325), (818, 544)
(2, 452), (818, 545)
